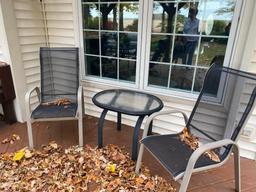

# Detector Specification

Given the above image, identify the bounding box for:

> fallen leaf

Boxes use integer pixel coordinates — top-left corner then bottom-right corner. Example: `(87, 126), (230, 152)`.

(13, 149), (25, 161)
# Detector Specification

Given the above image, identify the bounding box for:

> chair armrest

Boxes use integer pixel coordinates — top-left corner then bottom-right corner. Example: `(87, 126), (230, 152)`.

(25, 87), (40, 116)
(178, 139), (239, 190)
(142, 110), (188, 139)
(188, 139), (236, 167)
(77, 86), (84, 116)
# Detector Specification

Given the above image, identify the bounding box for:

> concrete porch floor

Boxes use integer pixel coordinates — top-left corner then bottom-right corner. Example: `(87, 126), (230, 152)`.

(0, 115), (255, 191)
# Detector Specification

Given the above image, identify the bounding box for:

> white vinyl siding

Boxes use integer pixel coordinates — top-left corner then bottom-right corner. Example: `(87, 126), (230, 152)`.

(14, 0), (46, 108)
(43, 0), (76, 47)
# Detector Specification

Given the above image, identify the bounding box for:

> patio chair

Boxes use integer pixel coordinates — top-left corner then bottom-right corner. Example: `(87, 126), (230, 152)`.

(25, 47), (84, 148)
(135, 63), (256, 192)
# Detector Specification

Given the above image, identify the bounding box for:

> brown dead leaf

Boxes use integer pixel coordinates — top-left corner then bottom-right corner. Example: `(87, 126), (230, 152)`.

(179, 127), (220, 162)
(0, 143), (175, 192)
(205, 150), (221, 162)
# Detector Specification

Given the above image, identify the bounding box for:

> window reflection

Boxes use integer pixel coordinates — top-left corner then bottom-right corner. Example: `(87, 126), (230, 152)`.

(120, 3), (139, 31)
(197, 37), (227, 66)
(100, 4), (118, 30)
(119, 60), (136, 82)
(148, 63), (169, 87)
(101, 32), (117, 57)
(102, 58), (117, 79)
(170, 66), (194, 91)
(84, 31), (99, 55)
(150, 35), (172, 62)
(119, 33), (137, 59)
(83, 4), (99, 29)
(86, 56), (100, 76)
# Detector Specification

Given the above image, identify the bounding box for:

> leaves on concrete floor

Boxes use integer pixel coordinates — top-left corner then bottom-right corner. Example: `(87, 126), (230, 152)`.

(1, 134), (20, 145)
(0, 142), (176, 191)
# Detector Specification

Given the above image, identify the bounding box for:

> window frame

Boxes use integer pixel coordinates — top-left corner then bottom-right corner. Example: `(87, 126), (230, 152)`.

(77, 0), (243, 99)
(78, 0), (144, 89)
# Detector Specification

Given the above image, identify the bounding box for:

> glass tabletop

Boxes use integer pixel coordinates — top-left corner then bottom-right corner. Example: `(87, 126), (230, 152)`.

(92, 89), (163, 116)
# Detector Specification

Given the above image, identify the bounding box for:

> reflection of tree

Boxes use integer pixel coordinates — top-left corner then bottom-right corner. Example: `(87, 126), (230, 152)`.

(158, 3), (186, 61)
(84, 5), (99, 29)
(97, 3), (138, 30)
(215, 1), (235, 16)
(99, 4), (117, 29)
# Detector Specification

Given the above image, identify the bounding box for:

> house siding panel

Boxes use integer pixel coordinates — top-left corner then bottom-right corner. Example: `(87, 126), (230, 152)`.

(14, 0), (46, 111)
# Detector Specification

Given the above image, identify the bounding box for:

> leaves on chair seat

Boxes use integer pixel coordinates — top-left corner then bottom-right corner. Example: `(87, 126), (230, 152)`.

(42, 98), (71, 106)
(179, 127), (220, 162)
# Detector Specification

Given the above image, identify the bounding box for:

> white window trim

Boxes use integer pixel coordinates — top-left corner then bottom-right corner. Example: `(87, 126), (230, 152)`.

(77, 0), (144, 89)
(76, 0), (244, 101)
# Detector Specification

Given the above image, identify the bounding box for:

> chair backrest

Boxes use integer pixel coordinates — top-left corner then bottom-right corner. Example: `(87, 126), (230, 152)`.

(40, 47), (79, 103)
(187, 63), (256, 159)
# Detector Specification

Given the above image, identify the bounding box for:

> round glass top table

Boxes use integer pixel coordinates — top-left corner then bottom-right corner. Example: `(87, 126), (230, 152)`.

(92, 89), (163, 160)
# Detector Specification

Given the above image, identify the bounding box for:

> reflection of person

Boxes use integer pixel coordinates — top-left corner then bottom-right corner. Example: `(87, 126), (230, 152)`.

(183, 7), (199, 65)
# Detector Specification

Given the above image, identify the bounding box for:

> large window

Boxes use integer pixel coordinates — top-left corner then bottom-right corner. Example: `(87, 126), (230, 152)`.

(147, 0), (237, 93)
(82, 0), (140, 83)
(81, 0), (240, 94)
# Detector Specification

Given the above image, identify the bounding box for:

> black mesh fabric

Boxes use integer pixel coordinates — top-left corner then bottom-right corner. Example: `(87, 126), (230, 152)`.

(188, 64), (256, 159)
(40, 47), (79, 103)
(142, 63), (256, 177)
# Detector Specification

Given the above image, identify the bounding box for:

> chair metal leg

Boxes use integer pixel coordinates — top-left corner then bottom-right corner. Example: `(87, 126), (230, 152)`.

(117, 112), (121, 131)
(98, 109), (108, 148)
(233, 146), (241, 192)
(78, 114), (83, 147)
(132, 116), (145, 160)
(26, 119), (34, 148)
(148, 120), (153, 135)
(135, 143), (145, 174)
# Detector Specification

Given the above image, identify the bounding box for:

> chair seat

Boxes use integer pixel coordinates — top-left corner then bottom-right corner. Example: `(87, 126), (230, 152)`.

(142, 134), (220, 178)
(31, 103), (77, 119)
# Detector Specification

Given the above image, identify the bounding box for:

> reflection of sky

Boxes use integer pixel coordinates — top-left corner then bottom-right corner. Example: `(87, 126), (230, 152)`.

(88, 1), (235, 20)
(154, 0), (235, 21)
(88, 4), (139, 19)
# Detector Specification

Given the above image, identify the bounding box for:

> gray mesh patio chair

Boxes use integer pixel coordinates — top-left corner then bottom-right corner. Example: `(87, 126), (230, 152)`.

(135, 63), (256, 192)
(25, 47), (84, 148)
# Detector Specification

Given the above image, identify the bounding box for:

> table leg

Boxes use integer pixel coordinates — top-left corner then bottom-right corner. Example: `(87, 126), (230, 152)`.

(148, 120), (153, 136)
(117, 112), (121, 131)
(132, 116), (145, 160)
(98, 109), (108, 148)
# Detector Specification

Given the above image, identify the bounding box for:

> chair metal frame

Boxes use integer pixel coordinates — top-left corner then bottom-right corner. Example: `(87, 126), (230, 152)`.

(25, 48), (84, 148)
(25, 86), (84, 148)
(135, 110), (242, 192)
(136, 65), (256, 192)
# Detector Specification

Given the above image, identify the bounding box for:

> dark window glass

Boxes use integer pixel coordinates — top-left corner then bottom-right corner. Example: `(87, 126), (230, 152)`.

(119, 33), (137, 59)
(150, 35), (172, 62)
(170, 66), (194, 91)
(193, 68), (207, 92)
(101, 32), (117, 57)
(84, 31), (99, 55)
(102, 58), (117, 79)
(86, 56), (100, 76)
(148, 63), (169, 87)
(119, 60), (136, 82)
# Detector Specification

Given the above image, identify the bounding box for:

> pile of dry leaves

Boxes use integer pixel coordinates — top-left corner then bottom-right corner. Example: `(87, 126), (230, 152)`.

(0, 143), (175, 191)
